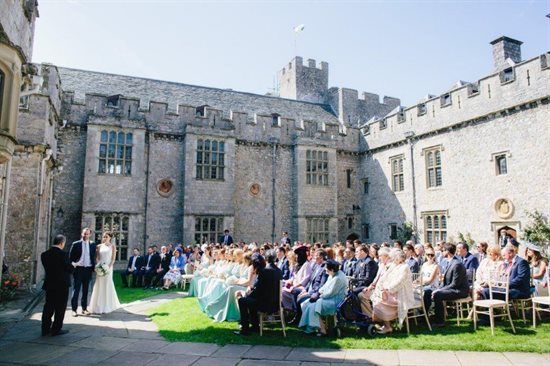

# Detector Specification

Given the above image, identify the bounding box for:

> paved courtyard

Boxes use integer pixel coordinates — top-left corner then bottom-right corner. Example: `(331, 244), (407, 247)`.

(0, 292), (548, 366)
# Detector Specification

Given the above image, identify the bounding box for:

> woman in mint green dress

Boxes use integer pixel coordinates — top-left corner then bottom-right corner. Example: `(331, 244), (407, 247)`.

(204, 252), (256, 321)
(188, 247), (217, 297)
(299, 260), (347, 335)
(198, 249), (238, 311)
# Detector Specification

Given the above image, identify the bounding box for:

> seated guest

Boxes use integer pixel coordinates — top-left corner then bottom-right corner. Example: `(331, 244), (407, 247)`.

(152, 246), (172, 288)
(423, 243), (469, 327)
(476, 242), (488, 263)
(415, 244), (425, 267)
(234, 251), (283, 336)
(351, 245), (378, 294)
(369, 244), (380, 263)
(299, 260), (347, 336)
(421, 248), (440, 291)
(137, 246), (161, 289)
(361, 249), (414, 334)
(526, 243), (548, 296)
(294, 249), (329, 322)
(162, 247), (185, 289)
(120, 248), (143, 288)
(474, 244), (502, 300)
(482, 244), (530, 301)
(276, 247), (290, 280)
(286, 251), (297, 280)
(342, 246), (357, 277)
(457, 242), (479, 273)
(281, 245), (312, 311)
(335, 247), (345, 265)
(358, 247), (391, 315)
(403, 243), (419, 274)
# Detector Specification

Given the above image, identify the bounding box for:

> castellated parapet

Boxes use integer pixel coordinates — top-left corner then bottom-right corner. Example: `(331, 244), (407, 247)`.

(278, 56), (329, 104)
(361, 52), (550, 151)
(62, 91), (360, 152)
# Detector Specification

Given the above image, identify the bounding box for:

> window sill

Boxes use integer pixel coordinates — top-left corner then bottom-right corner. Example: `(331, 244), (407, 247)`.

(195, 178), (226, 182)
(97, 173), (133, 177)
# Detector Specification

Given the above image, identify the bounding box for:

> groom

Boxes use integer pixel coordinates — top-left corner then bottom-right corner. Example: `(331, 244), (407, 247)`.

(69, 228), (96, 316)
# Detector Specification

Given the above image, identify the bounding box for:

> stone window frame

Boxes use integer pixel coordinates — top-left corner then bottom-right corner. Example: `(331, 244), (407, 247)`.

(362, 223), (370, 240)
(194, 216), (224, 244)
(389, 154), (405, 192)
(389, 223), (398, 240)
(346, 168), (353, 189)
(421, 210), (449, 245)
(440, 93), (452, 108)
(196, 138), (225, 181)
(306, 149), (329, 186)
(306, 217), (330, 244)
(94, 212), (130, 260)
(98, 130), (133, 176)
(362, 178), (369, 195)
(422, 145), (444, 188)
(490, 150), (511, 176)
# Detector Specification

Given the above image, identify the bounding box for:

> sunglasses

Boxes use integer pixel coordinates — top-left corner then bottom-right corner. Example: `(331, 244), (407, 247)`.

(426, 253), (435, 257)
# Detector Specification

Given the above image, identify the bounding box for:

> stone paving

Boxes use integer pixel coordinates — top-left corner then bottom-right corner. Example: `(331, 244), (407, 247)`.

(0, 292), (549, 366)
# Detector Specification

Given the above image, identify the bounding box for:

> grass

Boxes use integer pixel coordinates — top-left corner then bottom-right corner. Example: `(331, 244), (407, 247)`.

(113, 271), (179, 304)
(148, 296), (550, 353)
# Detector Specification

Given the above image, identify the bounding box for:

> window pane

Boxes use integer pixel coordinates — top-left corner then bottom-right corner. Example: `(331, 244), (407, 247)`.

(435, 151), (441, 166)
(323, 152), (328, 160)
(196, 166), (202, 179)
(197, 151), (203, 164)
(117, 145), (124, 159)
(204, 140), (211, 150)
(434, 216), (440, 229)
(211, 152), (217, 165)
(202, 218), (208, 231)
(109, 131), (116, 143)
(115, 162), (122, 174)
(427, 152), (433, 167)
(211, 140), (218, 152)
(197, 139), (203, 150)
(219, 141), (224, 152)
(99, 144), (107, 158)
(122, 216), (129, 231)
(108, 144), (115, 158)
(100, 131), (108, 142)
(124, 162), (131, 175)
(126, 133), (133, 144)
(95, 217), (103, 231)
(117, 131), (125, 144)
(426, 216), (432, 229)
(219, 154), (224, 166)
(441, 216), (447, 229)
(125, 146), (132, 160)
(108, 161), (115, 174)
(436, 168), (442, 186)
(98, 160), (106, 174)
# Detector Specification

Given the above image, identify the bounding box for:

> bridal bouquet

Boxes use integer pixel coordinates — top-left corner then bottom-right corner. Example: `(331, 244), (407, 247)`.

(95, 263), (110, 277)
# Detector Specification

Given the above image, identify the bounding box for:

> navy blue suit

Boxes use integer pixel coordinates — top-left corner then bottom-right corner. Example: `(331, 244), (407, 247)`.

(120, 255), (144, 287)
(342, 257), (357, 277)
(407, 256), (420, 274)
(138, 252), (161, 287)
(220, 234), (234, 245)
(277, 256), (290, 280)
(352, 257), (378, 293)
(68, 240), (96, 312)
(462, 252), (480, 272)
(482, 256), (531, 300)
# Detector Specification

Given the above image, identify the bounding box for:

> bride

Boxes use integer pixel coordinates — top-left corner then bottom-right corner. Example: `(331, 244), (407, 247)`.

(89, 231), (121, 314)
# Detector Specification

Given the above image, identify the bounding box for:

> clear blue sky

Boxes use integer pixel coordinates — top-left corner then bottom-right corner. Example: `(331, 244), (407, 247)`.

(32, 0), (550, 106)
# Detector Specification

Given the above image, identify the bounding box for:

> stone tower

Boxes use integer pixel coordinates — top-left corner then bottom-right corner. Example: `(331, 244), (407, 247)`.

(278, 56), (329, 103)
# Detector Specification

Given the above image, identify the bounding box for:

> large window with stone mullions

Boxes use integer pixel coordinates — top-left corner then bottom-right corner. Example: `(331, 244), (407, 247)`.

(194, 216), (224, 244)
(94, 213), (129, 260)
(98, 130), (133, 175)
(196, 139), (225, 180)
(306, 218), (330, 244)
(306, 150), (329, 185)
(423, 212), (447, 245)
(425, 147), (442, 188)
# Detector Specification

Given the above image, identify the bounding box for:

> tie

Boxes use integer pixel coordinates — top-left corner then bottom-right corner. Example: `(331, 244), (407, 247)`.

(146, 255), (151, 268)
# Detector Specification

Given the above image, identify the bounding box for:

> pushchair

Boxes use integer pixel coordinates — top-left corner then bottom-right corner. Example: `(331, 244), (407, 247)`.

(334, 281), (377, 337)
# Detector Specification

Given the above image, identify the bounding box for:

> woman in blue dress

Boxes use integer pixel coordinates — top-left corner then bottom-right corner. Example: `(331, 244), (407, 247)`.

(299, 260), (347, 336)
(162, 247), (185, 289)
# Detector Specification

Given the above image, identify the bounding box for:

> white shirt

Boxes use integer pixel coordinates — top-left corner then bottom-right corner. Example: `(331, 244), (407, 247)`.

(131, 256), (138, 270)
(80, 241), (91, 267)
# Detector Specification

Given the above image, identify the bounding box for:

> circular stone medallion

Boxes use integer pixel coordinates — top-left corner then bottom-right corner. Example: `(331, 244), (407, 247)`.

(249, 183), (261, 196)
(494, 198), (514, 219)
(157, 179), (174, 197)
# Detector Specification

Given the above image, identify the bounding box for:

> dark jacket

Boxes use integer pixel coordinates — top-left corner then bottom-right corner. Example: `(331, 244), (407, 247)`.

(249, 264), (283, 313)
(126, 255), (144, 271)
(508, 256), (531, 299)
(142, 252), (161, 273)
(68, 240), (96, 267)
(159, 254), (171, 272)
(439, 256), (469, 297)
(462, 252), (480, 271)
(342, 257), (357, 277)
(277, 256), (290, 280)
(353, 257), (378, 288)
(219, 234), (234, 245)
(41, 247), (73, 291)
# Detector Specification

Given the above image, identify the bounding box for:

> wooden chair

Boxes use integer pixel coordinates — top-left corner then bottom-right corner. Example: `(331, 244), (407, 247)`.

(532, 267), (550, 328)
(445, 269), (475, 325)
(473, 270), (516, 335)
(405, 273), (432, 334)
(179, 274), (194, 290)
(258, 280), (286, 337)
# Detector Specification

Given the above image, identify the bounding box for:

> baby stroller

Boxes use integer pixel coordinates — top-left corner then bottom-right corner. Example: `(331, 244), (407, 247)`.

(334, 281), (377, 337)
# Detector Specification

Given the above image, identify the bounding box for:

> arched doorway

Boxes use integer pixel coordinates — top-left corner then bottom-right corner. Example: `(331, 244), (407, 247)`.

(497, 226), (517, 238)
(346, 233), (359, 241)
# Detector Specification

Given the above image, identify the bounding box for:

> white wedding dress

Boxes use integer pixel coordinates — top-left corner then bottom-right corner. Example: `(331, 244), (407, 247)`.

(89, 244), (121, 314)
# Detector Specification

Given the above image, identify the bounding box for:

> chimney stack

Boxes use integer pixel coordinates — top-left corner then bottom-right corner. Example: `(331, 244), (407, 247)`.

(490, 36), (522, 72)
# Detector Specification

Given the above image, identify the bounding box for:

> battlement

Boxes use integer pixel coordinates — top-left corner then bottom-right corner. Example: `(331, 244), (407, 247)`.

(280, 56), (329, 76)
(361, 52), (550, 150)
(278, 56), (329, 104)
(63, 91), (359, 150)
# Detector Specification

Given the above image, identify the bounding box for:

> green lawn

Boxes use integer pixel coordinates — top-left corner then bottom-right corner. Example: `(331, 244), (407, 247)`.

(148, 296), (550, 353)
(113, 271), (180, 304)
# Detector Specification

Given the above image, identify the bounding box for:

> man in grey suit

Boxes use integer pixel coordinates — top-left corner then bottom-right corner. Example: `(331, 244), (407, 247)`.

(423, 242), (469, 327)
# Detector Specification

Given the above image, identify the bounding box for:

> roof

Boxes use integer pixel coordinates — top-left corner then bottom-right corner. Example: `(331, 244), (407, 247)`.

(57, 67), (340, 124)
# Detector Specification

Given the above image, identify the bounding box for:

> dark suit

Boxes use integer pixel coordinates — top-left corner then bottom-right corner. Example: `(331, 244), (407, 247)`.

(220, 234), (234, 245)
(407, 256), (420, 274)
(41, 246), (73, 335)
(342, 257), (357, 277)
(238, 264), (283, 332)
(482, 256), (531, 300)
(461, 252), (479, 272)
(68, 240), (96, 312)
(120, 255), (144, 287)
(152, 254), (171, 287)
(138, 252), (161, 288)
(277, 256), (290, 280)
(424, 256), (469, 324)
(352, 257), (378, 294)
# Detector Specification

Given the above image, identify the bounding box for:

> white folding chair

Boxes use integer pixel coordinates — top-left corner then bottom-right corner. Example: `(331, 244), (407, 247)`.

(473, 270), (515, 335)
(405, 273), (432, 334)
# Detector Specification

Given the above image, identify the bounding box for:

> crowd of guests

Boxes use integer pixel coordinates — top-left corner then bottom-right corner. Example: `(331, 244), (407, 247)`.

(120, 233), (549, 336)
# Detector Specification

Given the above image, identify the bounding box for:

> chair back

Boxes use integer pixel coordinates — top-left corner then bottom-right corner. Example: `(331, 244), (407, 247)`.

(488, 270), (510, 302)
(410, 272), (423, 303)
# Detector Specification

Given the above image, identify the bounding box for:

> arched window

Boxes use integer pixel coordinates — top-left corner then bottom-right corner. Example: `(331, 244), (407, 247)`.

(98, 130), (133, 175)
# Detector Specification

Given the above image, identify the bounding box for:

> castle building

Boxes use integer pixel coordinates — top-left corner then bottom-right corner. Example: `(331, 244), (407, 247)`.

(1, 3), (549, 287)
